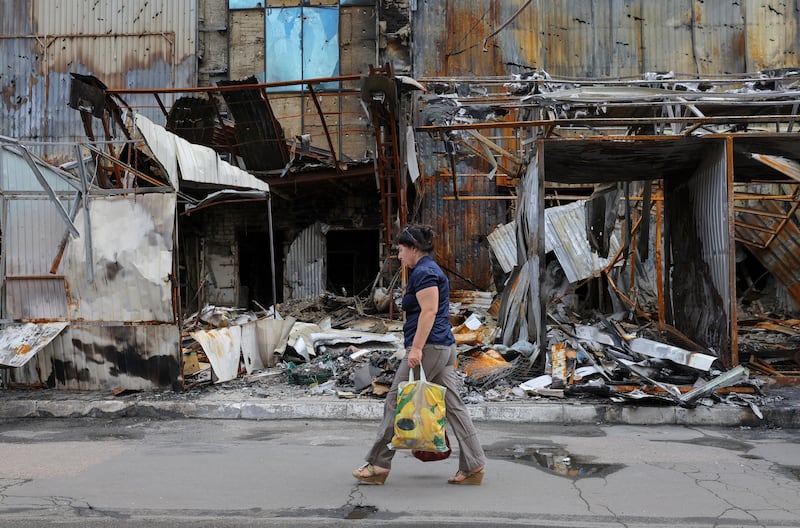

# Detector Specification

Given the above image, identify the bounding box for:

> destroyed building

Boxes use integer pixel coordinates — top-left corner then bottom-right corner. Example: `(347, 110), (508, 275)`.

(1, 1), (799, 397)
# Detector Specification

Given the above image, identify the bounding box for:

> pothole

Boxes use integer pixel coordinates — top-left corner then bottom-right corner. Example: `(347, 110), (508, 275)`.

(492, 445), (624, 479)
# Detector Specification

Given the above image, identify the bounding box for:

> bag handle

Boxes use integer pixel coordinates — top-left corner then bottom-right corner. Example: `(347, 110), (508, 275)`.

(408, 364), (427, 383)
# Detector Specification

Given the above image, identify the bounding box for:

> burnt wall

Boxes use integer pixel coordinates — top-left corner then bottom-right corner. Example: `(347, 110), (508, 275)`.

(180, 175), (381, 308)
(664, 174), (730, 359)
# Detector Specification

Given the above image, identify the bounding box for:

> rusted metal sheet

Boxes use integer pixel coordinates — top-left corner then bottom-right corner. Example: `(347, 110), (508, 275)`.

(450, 290), (494, 312)
(413, 0), (795, 79)
(416, 134), (507, 291)
(663, 142), (730, 357)
(736, 199), (800, 305)
(218, 77), (290, 172)
(0, 0), (197, 162)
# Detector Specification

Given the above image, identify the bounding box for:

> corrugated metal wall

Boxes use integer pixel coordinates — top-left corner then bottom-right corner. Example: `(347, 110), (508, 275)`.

(410, 0), (799, 291)
(689, 142), (732, 320)
(0, 0), (197, 163)
(416, 136), (507, 291)
(285, 221), (327, 299)
(1, 143), (77, 321)
(1, 144), (181, 390)
(10, 324), (182, 391)
(62, 193), (177, 323)
(4, 199), (71, 320)
(413, 0), (799, 78)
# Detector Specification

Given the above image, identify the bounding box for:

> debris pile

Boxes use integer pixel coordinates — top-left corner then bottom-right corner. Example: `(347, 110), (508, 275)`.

(180, 292), (781, 416)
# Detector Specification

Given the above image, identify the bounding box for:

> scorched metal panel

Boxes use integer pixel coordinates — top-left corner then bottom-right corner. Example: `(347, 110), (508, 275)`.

(3, 323), (181, 390)
(62, 193), (177, 323)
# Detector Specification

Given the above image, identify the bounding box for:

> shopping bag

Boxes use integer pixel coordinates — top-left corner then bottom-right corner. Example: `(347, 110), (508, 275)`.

(412, 431), (451, 462)
(388, 365), (448, 452)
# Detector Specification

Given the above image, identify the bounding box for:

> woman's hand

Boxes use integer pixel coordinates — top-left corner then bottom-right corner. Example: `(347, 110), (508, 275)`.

(407, 346), (423, 368)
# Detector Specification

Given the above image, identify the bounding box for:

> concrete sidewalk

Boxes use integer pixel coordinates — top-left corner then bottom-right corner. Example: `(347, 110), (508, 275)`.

(1, 384), (799, 427)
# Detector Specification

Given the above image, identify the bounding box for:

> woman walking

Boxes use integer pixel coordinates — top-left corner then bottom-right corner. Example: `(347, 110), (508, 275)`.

(352, 224), (486, 485)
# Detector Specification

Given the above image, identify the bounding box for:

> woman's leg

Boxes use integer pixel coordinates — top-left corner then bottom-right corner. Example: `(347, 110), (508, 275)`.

(425, 344), (486, 472)
(363, 359), (410, 469)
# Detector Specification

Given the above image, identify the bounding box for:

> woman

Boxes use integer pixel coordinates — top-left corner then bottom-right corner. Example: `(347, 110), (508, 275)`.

(352, 224), (486, 485)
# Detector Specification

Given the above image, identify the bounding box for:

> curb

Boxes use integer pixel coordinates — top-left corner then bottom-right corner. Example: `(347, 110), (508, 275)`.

(1, 398), (798, 428)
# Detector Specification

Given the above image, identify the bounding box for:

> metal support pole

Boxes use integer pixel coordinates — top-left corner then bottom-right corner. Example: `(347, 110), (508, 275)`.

(267, 192), (278, 317)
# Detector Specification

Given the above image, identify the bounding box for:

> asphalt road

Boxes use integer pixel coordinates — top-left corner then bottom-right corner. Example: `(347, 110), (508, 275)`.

(0, 417), (798, 527)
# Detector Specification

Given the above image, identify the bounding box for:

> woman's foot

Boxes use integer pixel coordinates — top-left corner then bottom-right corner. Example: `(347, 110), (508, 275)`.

(352, 463), (389, 485)
(447, 467), (484, 485)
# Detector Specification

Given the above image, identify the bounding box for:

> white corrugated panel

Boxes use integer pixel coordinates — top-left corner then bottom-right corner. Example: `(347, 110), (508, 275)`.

(544, 200), (620, 284)
(191, 326), (242, 383)
(689, 143), (731, 317)
(135, 114), (270, 192)
(285, 222), (327, 300)
(487, 222), (518, 273)
(62, 192), (177, 323)
(486, 203), (620, 283)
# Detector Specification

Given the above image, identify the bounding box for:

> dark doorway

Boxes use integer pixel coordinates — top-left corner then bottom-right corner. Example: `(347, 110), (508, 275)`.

(238, 230), (283, 309)
(327, 229), (379, 297)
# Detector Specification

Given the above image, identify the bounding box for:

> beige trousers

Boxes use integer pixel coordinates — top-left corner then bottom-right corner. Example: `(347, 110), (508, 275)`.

(364, 343), (486, 472)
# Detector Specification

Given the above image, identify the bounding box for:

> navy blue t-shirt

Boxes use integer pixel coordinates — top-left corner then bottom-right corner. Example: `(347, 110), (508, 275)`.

(402, 255), (455, 347)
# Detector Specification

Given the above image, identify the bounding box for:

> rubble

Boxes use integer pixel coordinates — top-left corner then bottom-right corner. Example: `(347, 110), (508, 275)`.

(178, 289), (788, 417)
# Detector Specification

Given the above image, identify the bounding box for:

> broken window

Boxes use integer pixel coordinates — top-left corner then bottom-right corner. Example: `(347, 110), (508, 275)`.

(265, 5), (340, 91)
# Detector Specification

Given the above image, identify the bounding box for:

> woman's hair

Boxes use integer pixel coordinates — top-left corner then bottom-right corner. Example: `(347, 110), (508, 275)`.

(396, 224), (435, 253)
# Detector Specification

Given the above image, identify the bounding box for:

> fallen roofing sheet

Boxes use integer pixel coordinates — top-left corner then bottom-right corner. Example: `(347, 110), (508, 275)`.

(487, 200), (620, 284)
(545, 200), (620, 283)
(0, 322), (69, 368)
(190, 327), (243, 384)
(135, 114), (269, 192)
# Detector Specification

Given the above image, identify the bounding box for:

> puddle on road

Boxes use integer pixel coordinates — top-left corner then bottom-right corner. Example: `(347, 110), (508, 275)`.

(345, 505), (377, 519)
(490, 445), (624, 480)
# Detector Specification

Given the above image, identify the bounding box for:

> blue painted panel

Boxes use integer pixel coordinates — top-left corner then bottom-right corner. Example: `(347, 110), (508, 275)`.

(266, 6), (339, 91)
(229, 0), (264, 9)
(303, 6), (340, 89)
(266, 7), (303, 87)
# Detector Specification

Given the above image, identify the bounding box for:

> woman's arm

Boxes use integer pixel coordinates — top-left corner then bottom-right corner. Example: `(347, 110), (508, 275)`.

(407, 285), (438, 368)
